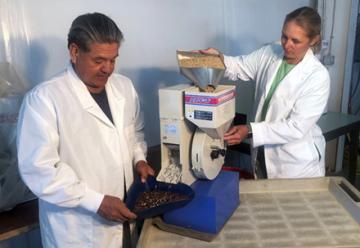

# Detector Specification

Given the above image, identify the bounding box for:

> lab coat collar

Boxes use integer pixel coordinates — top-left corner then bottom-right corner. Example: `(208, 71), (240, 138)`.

(255, 47), (317, 122)
(67, 63), (115, 127)
(105, 76), (126, 130)
(272, 47), (315, 70)
(283, 48), (316, 78)
(268, 47), (316, 88)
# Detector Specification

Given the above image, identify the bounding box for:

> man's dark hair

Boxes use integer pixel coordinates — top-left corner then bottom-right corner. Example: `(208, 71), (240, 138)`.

(67, 12), (123, 52)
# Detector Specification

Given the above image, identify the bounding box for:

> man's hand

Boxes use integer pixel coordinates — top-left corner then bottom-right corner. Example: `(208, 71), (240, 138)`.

(224, 125), (250, 145)
(136, 160), (155, 183)
(97, 195), (136, 222)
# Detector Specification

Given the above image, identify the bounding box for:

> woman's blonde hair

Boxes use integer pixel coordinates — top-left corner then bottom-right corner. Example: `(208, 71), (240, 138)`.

(284, 7), (322, 53)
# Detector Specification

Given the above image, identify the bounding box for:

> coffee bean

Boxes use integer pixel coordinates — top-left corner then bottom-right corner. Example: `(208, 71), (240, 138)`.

(133, 190), (189, 213)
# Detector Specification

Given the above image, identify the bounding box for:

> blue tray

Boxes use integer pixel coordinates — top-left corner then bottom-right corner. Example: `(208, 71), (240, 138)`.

(125, 176), (194, 220)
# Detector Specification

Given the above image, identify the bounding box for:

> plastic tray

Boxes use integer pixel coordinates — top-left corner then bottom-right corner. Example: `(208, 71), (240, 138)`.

(125, 176), (194, 220)
(137, 177), (360, 247)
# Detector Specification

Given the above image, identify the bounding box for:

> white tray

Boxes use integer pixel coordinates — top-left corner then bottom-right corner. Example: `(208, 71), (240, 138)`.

(137, 177), (360, 248)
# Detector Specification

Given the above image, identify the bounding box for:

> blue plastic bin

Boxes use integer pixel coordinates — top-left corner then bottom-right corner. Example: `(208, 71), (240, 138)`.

(163, 171), (239, 234)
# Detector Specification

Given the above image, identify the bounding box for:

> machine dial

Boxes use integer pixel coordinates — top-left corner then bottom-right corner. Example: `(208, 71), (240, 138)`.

(191, 128), (225, 180)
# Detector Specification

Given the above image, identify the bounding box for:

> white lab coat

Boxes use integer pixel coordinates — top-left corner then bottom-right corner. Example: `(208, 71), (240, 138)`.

(224, 42), (330, 178)
(16, 64), (147, 247)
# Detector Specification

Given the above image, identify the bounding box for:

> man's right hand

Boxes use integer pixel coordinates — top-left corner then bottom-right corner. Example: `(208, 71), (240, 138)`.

(97, 195), (136, 222)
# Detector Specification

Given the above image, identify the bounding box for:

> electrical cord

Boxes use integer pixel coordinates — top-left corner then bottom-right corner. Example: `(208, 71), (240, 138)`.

(328, 0), (336, 55)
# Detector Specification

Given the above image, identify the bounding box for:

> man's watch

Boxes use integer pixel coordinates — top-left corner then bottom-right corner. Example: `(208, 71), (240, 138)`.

(246, 124), (253, 139)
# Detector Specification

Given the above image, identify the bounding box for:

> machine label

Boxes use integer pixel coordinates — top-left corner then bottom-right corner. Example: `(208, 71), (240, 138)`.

(194, 110), (213, 120)
(165, 124), (177, 135)
(184, 90), (235, 106)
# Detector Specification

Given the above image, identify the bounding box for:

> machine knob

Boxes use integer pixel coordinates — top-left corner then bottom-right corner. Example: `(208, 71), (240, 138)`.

(219, 149), (226, 156)
(210, 149), (226, 160)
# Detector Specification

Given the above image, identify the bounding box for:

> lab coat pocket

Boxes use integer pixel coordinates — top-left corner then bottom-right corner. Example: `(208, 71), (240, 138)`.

(280, 140), (314, 165)
(313, 135), (326, 164)
(278, 140), (318, 177)
(313, 143), (321, 162)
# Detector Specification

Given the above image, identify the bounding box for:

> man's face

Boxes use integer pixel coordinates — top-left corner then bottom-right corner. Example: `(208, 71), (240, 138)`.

(281, 20), (317, 64)
(69, 42), (119, 93)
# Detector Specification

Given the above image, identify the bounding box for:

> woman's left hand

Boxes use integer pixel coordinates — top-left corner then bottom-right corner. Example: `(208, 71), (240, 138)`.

(224, 125), (250, 145)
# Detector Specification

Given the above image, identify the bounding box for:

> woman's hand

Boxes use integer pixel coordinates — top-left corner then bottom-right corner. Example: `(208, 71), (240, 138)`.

(191, 48), (224, 62)
(224, 125), (250, 145)
(198, 47), (221, 56)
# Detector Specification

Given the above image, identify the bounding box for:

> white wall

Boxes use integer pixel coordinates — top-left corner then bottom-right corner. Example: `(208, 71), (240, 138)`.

(319, 0), (354, 113)
(317, 0), (359, 171)
(0, 0), (310, 146)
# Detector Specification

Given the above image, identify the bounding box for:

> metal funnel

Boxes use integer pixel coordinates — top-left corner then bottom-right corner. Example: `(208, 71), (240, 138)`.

(177, 51), (225, 91)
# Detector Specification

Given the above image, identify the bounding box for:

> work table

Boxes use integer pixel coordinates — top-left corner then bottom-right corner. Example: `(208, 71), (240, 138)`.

(137, 177), (360, 247)
(1, 111), (360, 243)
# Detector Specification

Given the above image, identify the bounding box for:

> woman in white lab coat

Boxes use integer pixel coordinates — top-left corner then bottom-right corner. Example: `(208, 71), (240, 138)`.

(17, 13), (154, 247)
(200, 7), (330, 179)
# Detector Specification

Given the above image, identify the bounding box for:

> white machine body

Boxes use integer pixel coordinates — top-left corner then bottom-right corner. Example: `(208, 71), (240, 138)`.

(184, 85), (235, 139)
(157, 84), (235, 185)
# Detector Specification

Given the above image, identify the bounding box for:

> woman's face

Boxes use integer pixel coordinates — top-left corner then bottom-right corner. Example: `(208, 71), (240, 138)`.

(281, 20), (318, 64)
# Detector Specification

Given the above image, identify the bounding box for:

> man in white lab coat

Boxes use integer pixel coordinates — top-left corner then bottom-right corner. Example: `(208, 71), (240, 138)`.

(17, 13), (154, 247)
(199, 7), (330, 179)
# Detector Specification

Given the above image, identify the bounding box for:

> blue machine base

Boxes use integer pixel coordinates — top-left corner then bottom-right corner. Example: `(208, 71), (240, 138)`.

(163, 171), (240, 234)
